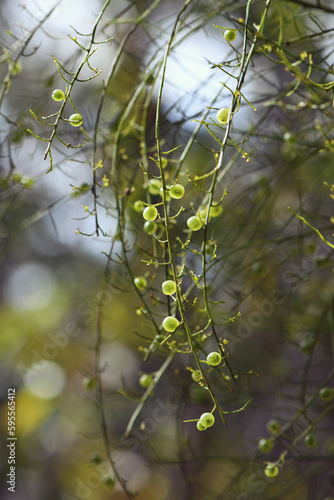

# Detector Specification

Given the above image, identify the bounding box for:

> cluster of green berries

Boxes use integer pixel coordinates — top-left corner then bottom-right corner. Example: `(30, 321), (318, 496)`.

(147, 180), (186, 200)
(134, 276), (180, 333)
(89, 452), (115, 486)
(196, 412), (215, 431)
(192, 353), (223, 430)
(134, 176), (223, 237)
(51, 89), (83, 127)
(258, 419), (280, 453)
(199, 204), (223, 219)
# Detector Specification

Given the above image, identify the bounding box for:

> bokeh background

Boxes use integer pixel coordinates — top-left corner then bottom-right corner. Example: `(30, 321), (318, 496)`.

(0, 1), (333, 499)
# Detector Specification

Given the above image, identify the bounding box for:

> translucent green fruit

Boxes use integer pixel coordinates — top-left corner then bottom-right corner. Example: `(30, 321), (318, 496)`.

(133, 200), (145, 212)
(224, 29), (237, 42)
(209, 204), (223, 217)
(304, 434), (316, 447)
(187, 215), (202, 231)
(52, 89), (65, 101)
(82, 376), (96, 390)
(102, 476), (115, 488)
(196, 421), (207, 431)
(199, 412), (215, 428)
(206, 352), (222, 366)
(148, 179), (162, 195)
(162, 316), (179, 332)
(144, 221), (157, 234)
(170, 184), (185, 199)
(69, 113), (83, 127)
(134, 277), (147, 290)
(258, 438), (274, 453)
(216, 107), (230, 125)
(143, 206), (158, 221)
(319, 387), (334, 401)
(192, 370), (202, 382)
(267, 419), (281, 434)
(90, 452), (102, 464)
(156, 157), (168, 169)
(199, 205), (223, 221)
(161, 280), (177, 295)
(139, 374), (153, 388)
(264, 464), (279, 477)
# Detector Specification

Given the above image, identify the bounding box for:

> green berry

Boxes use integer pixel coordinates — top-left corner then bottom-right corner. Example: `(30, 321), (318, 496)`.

(139, 373), (153, 388)
(144, 221), (157, 234)
(216, 108), (230, 125)
(148, 179), (162, 195)
(199, 205), (223, 220)
(90, 452), (102, 464)
(159, 186), (170, 201)
(264, 464), (279, 478)
(69, 113), (83, 127)
(162, 316), (179, 332)
(199, 207), (207, 221)
(143, 205), (158, 221)
(209, 204), (223, 217)
(267, 419), (281, 434)
(161, 280), (177, 295)
(82, 376), (96, 390)
(206, 352), (222, 366)
(11, 173), (22, 183)
(283, 132), (296, 143)
(258, 438), (274, 453)
(187, 215), (202, 231)
(304, 434), (316, 447)
(22, 178), (34, 189)
(192, 370), (202, 382)
(300, 339), (314, 355)
(319, 387), (334, 402)
(133, 200), (145, 212)
(10, 61), (22, 76)
(170, 184), (185, 199)
(102, 476), (115, 488)
(224, 29), (237, 42)
(156, 157), (168, 169)
(134, 276), (147, 290)
(199, 412), (215, 428)
(52, 89), (65, 101)
(196, 421), (207, 431)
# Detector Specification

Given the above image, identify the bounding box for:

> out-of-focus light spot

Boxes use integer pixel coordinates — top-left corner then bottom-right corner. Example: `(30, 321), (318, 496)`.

(39, 415), (77, 454)
(100, 342), (140, 389)
(24, 360), (66, 399)
(5, 262), (56, 311)
(110, 451), (151, 492)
